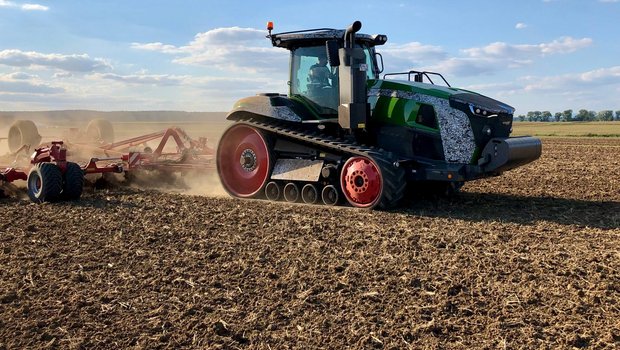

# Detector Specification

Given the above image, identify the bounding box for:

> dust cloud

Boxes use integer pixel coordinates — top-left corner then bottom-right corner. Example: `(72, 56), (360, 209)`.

(180, 170), (228, 197)
(0, 127), (8, 157)
(1, 115), (233, 200)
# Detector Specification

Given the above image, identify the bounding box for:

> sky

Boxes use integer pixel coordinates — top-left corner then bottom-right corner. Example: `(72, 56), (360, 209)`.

(0, 0), (619, 115)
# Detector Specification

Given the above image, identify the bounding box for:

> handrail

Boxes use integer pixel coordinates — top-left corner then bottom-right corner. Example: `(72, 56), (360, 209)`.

(383, 70), (451, 87)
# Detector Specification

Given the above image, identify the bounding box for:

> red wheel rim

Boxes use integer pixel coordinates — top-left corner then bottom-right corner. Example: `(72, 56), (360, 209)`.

(217, 124), (271, 198)
(340, 156), (383, 208)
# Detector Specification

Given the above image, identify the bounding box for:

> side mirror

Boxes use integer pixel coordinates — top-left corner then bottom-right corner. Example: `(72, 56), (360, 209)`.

(326, 40), (340, 67)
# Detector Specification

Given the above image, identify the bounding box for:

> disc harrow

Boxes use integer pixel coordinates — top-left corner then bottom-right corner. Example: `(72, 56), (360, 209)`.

(1, 122), (216, 203)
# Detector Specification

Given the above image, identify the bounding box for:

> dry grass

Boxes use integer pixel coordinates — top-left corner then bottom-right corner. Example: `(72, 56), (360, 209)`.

(512, 121), (620, 137)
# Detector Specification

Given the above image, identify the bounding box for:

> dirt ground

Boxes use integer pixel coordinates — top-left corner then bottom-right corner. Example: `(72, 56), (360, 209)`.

(1, 137), (619, 349)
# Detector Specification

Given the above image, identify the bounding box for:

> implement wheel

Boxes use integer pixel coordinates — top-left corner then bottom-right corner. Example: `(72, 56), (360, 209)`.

(62, 162), (84, 200)
(27, 163), (63, 203)
(217, 124), (272, 198)
(86, 119), (114, 144)
(8, 120), (41, 153)
(340, 156), (383, 208)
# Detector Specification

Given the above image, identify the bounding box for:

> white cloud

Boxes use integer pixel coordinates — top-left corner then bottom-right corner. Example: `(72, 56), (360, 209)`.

(0, 0), (48, 10)
(460, 66), (620, 101)
(378, 36), (592, 77)
(462, 37), (592, 58)
(130, 42), (183, 54)
(380, 42), (447, 70)
(131, 27), (287, 73)
(515, 23), (528, 29)
(0, 49), (112, 72)
(0, 73), (64, 94)
(6, 71), (37, 80)
(420, 37), (592, 76)
(53, 72), (73, 79)
(91, 72), (281, 92)
(21, 3), (48, 11)
(94, 73), (189, 86)
(520, 66), (620, 92)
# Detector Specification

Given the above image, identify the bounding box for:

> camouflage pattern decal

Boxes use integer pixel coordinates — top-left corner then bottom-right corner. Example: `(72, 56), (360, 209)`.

(228, 96), (302, 122)
(271, 30), (378, 47)
(368, 88), (476, 163)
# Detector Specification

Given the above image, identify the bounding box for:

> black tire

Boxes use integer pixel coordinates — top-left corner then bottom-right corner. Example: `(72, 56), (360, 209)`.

(376, 158), (406, 210)
(8, 120), (41, 153)
(62, 162), (84, 200)
(27, 163), (63, 203)
(85, 119), (114, 144)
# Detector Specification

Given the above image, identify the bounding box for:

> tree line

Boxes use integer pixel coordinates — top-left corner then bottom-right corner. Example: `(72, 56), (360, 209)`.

(516, 109), (620, 122)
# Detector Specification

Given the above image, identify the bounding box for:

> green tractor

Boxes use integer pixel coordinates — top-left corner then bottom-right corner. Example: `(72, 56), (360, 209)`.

(216, 21), (541, 209)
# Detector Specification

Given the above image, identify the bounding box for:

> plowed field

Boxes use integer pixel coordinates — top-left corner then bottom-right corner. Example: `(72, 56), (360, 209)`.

(1, 138), (619, 349)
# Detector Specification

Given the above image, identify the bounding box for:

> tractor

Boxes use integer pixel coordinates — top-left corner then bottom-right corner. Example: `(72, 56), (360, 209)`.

(216, 21), (542, 209)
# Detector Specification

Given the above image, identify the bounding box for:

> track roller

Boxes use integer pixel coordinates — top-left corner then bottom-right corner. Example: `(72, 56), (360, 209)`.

(321, 185), (339, 206)
(283, 183), (299, 202)
(301, 184), (319, 204)
(265, 181), (281, 201)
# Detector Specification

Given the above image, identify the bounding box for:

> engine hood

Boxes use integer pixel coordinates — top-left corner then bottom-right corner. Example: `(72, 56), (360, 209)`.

(370, 79), (514, 116)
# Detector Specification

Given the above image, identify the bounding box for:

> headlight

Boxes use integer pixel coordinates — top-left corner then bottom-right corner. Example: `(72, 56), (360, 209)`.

(468, 104), (498, 117)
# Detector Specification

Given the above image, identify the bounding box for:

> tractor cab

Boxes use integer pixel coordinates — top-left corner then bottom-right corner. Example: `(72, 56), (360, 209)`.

(269, 25), (387, 121)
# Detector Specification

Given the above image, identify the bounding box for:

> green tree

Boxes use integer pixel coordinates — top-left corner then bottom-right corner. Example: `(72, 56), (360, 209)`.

(562, 109), (573, 122)
(587, 110), (597, 121)
(554, 112), (562, 122)
(615, 110), (620, 121)
(597, 110), (614, 121)
(518, 115), (525, 122)
(575, 109), (589, 121)
(541, 111), (552, 122)
(526, 111), (535, 122)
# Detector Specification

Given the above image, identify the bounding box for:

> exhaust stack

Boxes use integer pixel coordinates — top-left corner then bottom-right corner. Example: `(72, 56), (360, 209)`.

(334, 21), (369, 131)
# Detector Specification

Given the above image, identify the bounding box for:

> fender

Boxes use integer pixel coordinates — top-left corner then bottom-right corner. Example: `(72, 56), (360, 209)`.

(227, 94), (303, 122)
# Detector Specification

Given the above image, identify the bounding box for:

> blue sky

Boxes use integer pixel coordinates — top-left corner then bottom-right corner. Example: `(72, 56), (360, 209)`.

(0, 0), (619, 115)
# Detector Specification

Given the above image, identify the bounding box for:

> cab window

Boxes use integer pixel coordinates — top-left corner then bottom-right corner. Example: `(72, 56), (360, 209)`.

(364, 47), (378, 80)
(290, 46), (339, 113)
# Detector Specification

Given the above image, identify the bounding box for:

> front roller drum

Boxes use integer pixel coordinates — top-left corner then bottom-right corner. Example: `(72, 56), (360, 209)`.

(217, 124), (272, 198)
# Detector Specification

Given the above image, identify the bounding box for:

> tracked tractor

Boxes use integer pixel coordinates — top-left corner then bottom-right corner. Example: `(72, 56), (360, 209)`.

(216, 21), (542, 209)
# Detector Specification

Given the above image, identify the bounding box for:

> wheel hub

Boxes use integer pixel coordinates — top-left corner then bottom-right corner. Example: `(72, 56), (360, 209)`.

(240, 149), (258, 172)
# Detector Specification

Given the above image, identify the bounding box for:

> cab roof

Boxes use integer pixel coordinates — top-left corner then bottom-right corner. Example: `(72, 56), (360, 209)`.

(269, 28), (387, 49)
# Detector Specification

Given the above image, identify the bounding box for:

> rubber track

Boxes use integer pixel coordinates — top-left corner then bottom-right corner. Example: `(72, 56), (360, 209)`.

(233, 117), (406, 209)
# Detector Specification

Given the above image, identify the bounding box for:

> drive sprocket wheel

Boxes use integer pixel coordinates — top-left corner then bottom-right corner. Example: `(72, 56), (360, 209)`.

(340, 156), (383, 208)
(217, 124), (272, 198)
(340, 155), (405, 209)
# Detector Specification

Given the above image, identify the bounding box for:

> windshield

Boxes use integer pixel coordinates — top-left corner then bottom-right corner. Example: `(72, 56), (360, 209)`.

(290, 44), (377, 114)
(290, 46), (339, 113)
